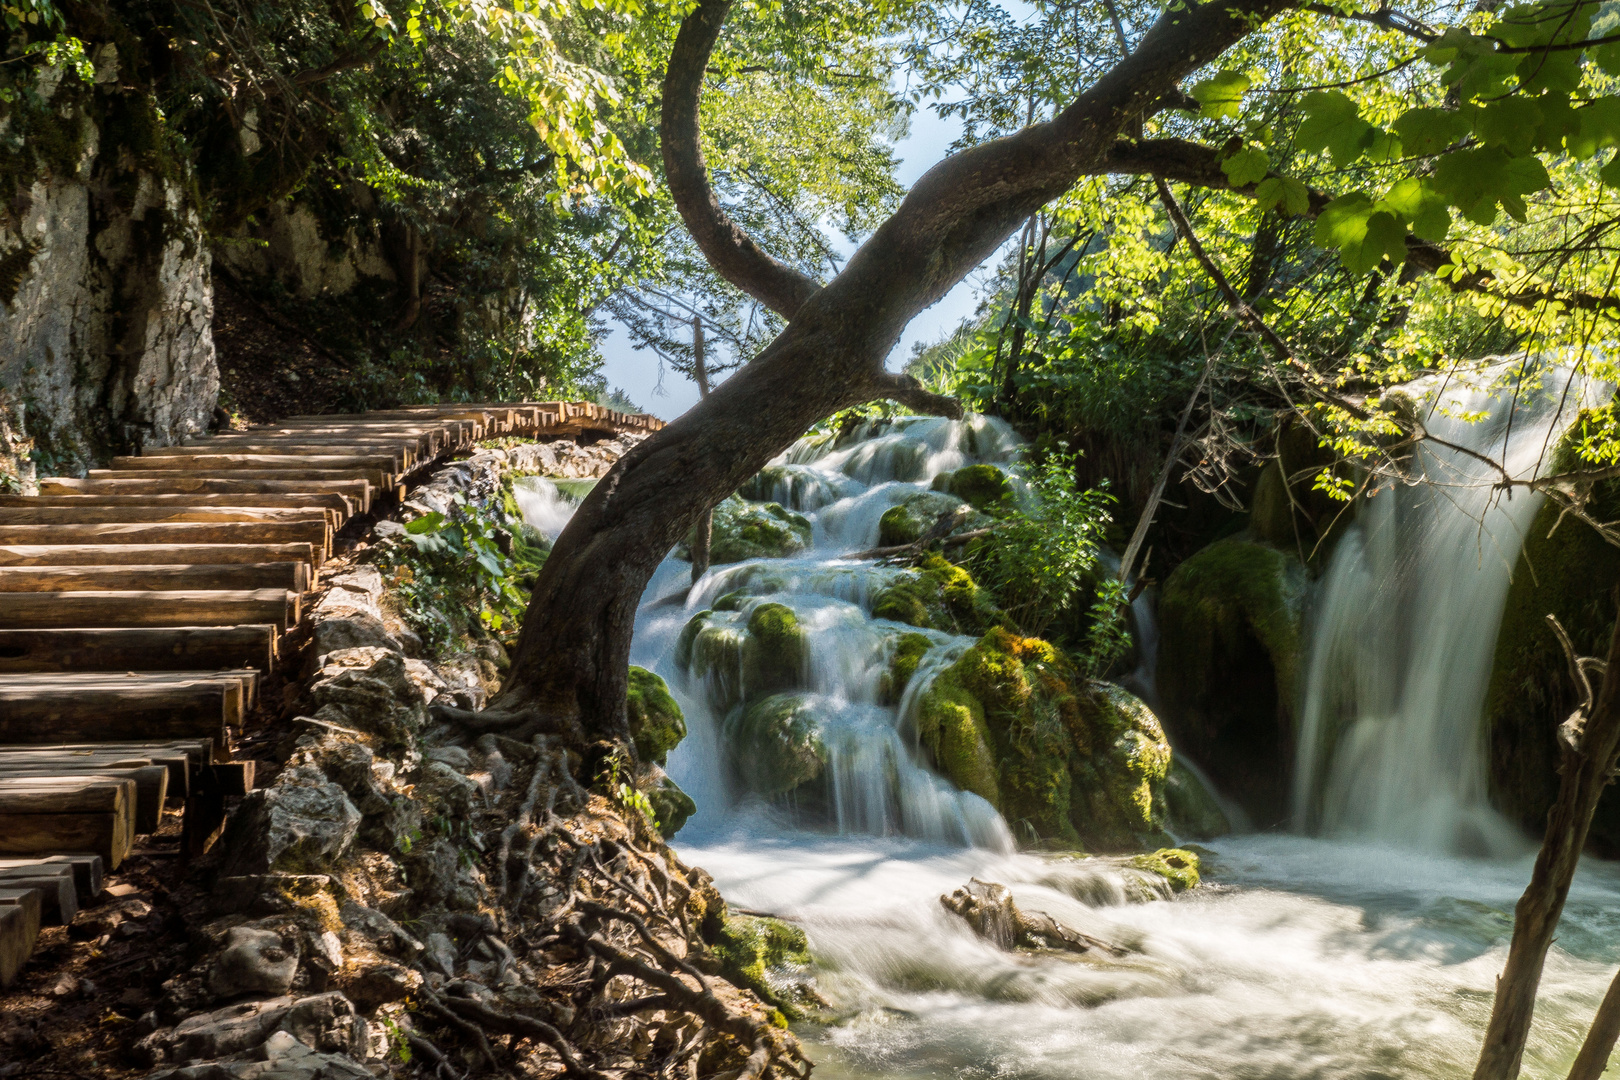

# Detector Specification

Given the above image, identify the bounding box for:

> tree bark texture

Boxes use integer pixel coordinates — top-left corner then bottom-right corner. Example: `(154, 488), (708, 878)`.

(1567, 967), (1620, 1080)
(691, 315), (713, 584)
(493, 0), (1299, 745)
(1473, 619), (1620, 1080)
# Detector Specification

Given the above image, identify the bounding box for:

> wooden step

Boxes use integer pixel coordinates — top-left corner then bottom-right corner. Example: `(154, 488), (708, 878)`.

(39, 477), (372, 512)
(92, 468), (390, 493)
(0, 668), (260, 713)
(0, 778), (135, 869)
(0, 589), (298, 632)
(0, 747), (196, 799)
(0, 492), (356, 518)
(143, 442), (410, 464)
(0, 562), (309, 593)
(0, 673), (244, 733)
(0, 521), (330, 557)
(0, 853), (105, 899)
(0, 544), (315, 568)
(0, 766), (168, 833)
(0, 505), (331, 526)
(0, 626), (276, 674)
(0, 890), (41, 987)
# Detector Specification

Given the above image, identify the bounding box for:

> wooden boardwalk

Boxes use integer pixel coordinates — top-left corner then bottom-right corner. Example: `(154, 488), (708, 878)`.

(0, 401), (660, 986)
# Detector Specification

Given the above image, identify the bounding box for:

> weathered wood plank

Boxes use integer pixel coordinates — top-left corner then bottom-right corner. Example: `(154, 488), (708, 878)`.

(0, 544), (314, 568)
(0, 590), (297, 631)
(39, 477), (371, 512)
(92, 468), (389, 492)
(0, 626), (276, 674)
(0, 895), (39, 987)
(0, 521), (329, 555)
(0, 492), (356, 518)
(0, 562), (308, 593)
(0, 748), (192, 799)
(0, 866), (80, 924)
(0, 766), (168, 832)
(0, 778), (134, 868)
(142, 444), (410, 470)
(0, 505), (329, 526)
(0, 677), (238, 733)
(0, 854), (103, 899)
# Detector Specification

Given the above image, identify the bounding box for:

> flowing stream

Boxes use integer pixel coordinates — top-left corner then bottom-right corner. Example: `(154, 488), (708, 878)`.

(527, 387), (1620, 1079)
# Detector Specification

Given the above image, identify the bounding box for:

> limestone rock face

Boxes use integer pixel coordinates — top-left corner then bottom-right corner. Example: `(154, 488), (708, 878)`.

(0, 72), (217, 478)
(217, 769), (362, 879)
(1155, 538), (1307, 826)
(207, 927), (299, 999)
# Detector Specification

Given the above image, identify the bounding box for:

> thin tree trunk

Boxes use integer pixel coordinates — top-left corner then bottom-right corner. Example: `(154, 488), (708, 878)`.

(691, 315), (713, 585)
(1568, 968), (1620, 1080)
(1473, 616), (1620, 1080)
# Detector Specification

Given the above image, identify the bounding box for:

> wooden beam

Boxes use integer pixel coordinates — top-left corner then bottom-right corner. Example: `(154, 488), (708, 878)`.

(0, 589), (298, 631)
(0, 853), (103, 899)
(0, 891), (40, 987)
(0, 562), (309, 593)
(142, 444), (410, 471)
(0, 492), (356, 518)
(0, 778), (134, 868)
(93, 467), (390, 492)
(40, 477), (371, 512)
(0, 765), (168, 832)
(0, 521), (330, 557)
(0, 505), (330, 526)
(0, 543), (315, 568)
(0, 626), (276, 674)
(0, 675), (240, 733)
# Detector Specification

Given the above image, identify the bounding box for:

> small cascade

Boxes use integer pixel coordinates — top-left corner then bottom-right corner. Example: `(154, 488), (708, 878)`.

(1294, 361), (1598, 855)
(512, 475), (595, 539)
(634, 414), (1022, 851)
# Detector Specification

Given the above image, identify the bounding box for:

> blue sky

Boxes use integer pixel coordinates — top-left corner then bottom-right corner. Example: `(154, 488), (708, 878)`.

(596, 102), (1003, 420)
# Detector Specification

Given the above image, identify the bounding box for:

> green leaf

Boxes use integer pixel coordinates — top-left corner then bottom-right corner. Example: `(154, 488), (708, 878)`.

(1255, 175), (1311, 216)
(1473, 97), (1544, 155)
(1393, 108), (1470, 156)
(1190, 69), (1250, 118)
(1380, 177), (1450, 241)
(1297, 91), (1374, 165)
(1221, 146), (1270, 186)
(1430, 145), (1552, 224)
(1316, 194), (1408, 274)
(406, 511), (446, 534)
(1569, 97), (1620, 159)
(1600, 150), (1620, 187)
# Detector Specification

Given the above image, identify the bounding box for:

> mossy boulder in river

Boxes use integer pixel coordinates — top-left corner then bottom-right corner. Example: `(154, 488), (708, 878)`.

(880, 631), (934, 705)
(932, 463), (1014, 511)
(1156, 538), (1306, 827)
(724, 692), (827, 797)
(684, 496), (812, 564)
(638, 764), (697, 839)
(872, 553), (1004, 634)
(877, 490), (980, 547)
(915, 628), (1187, 851)
(1486, 417), (1620, 854)
(626, 666), (686, 766)
(675, 602), (809, 713)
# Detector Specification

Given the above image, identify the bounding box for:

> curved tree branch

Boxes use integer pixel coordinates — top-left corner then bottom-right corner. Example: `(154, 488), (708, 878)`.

(661, 0), (822, 320)
(869, 371), (964, 418)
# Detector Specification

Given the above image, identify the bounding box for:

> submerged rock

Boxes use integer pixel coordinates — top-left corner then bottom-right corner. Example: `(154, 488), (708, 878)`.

(724, 693), (827, 797)
(940, 879), (1126, 955)
(1163, 758), (1232, 840)
(1155, 538), (1306, 826)
(685, 496), (812, 564)
(880, 631), (934, 705)
(676, 602), (809, 712)
(1128, 848), (1202, 893)
(877, 489), (979, 547)
(638, 764), (697, 839)
(627, 666), (686, 765)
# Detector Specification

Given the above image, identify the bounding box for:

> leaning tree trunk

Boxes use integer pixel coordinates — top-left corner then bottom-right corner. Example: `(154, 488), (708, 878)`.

(690, 314), (714, 584)
(471, 0), (1296, 748)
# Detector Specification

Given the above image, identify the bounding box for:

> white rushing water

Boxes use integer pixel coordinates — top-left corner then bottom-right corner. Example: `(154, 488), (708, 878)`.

(521, 390), (1620, 1080)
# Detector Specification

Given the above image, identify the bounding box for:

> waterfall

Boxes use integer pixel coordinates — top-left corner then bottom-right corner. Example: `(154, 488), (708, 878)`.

(1293, 360), (1597, 856)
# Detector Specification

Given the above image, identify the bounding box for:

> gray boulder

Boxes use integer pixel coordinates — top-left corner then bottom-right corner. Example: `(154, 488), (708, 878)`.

(135, 993), (364, 1066)
(207, 927), (298, 999)
(218, 769), (362, 879)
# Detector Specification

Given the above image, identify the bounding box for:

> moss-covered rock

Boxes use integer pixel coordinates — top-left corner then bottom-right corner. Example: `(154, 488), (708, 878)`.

(883, 632), (934, 704)
(737, 464), (854, 512)
(710, 914), (816, 1018)
(1064, 682), (1176, 852)
(626, 666), (686, 766)
(724, 692), (827, 797)
(639, 765), (697, 839)
(675, 603), (808, 713)
(915, 662), (1003, 807)
(1487, 415), (1620, 854)
(1129, 848), (1201, 893)
(685, 496), (812, 564)
(932, 463), (1014, 511)
(1156, 538), (1306, 826)
(877, 490), (978, 547)
(872, 553), (1005, 634)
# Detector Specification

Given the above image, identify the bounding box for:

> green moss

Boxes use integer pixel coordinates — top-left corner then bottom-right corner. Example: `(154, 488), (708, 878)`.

(690, 497), (812, 564)
(872, 553), (1005, 634)
(888, 632), (933, 700)
(1064, 682), (1176, 851)
(1129, 848), (1201, 893)
(626, 666), (686, 766)
(724, 693), (827, 796)
(1486, 412), (1620, 853)
(878, 490), (975, 547)
(932, 463), (1014, 511)
(711, 914), (814, 1017)
(743, 603), (807, 697)
(1163, 758), (1231, 840)
(915, 665), (1002, 805)
(640, 768), (697, 839)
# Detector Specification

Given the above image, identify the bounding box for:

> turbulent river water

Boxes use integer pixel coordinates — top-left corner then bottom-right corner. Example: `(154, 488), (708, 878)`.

(523, 377), (1620, 1080)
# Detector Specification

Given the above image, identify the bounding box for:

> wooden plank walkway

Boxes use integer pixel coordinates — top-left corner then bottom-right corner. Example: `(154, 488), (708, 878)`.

(0, 400), (661, 986)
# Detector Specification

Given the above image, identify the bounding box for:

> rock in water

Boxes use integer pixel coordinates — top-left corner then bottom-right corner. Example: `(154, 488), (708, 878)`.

(725, 693), (827, 797)
(941, 879), (1128, 956)
(627, 666), (686, 765)
(685, 496), (812, 564)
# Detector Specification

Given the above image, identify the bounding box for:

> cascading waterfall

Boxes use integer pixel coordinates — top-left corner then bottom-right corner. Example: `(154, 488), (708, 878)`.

(516, 399), (1620, 1080)
(1293, 361), (1600, 856)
